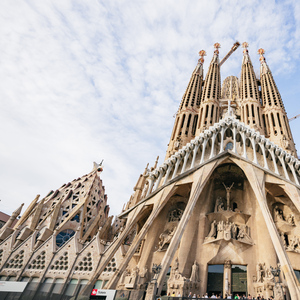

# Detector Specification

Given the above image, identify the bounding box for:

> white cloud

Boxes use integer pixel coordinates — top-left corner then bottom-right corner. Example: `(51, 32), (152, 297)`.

(0, 0), (300, 217)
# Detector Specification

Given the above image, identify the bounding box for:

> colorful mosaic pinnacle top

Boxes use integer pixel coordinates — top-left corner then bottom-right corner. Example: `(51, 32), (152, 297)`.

(242, 42), (249, 54)
(214, 42), (221, 54)
(258, 48), (266, 62)
(198, 50), (206, 63)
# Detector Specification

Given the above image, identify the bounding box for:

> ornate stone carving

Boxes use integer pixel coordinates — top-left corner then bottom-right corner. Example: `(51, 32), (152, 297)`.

(190, 261), (199, 282)
(224, 260), (231, 269)
(205, 220), (252, 244)
(214, 196), (224, 212)
(157, 226), (176, 251)
(168, 208), (183, 223)
(287, 235), (300, 252)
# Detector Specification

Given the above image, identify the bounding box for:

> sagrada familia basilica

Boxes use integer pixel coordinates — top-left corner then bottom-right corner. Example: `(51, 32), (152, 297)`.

(1, 42), (300, 300)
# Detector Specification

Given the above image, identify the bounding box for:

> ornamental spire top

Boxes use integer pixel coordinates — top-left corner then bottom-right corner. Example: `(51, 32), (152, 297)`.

(241, 42), (251, 65)
(211, 43), (220, 64)
(194, 50), (206, 75)
(258, 48), (270, 74)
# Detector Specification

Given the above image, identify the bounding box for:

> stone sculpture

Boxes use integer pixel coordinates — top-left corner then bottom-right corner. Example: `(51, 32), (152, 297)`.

(190, 261), (199, 282)
(158, 227), (176, 251)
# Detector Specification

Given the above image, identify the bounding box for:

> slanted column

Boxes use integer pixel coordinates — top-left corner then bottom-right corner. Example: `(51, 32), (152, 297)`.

(259, 142), (269, 170)
(288, 157), (300, 186)
(219, 126), (226, 154)
(245, 164), (300, 300)
(250, 136), (258, 164)
(268, 145), (279, 175)
(209, 131), (217, 159)
(191, 143), (200, 169)
(181, 146), (192, 174)
(171, 153), (183, 180)
(154, 167), (166, 191)
(105, 184), (178, 291)
(156, 161), (218, 297)
(163, 160), (174, 185)
(146, 174), (155, 197)
(200, 137), (208, 164)
(277, 150), (290, 180)
(241, 131), (248, 159)
(232, 127), (237, 154)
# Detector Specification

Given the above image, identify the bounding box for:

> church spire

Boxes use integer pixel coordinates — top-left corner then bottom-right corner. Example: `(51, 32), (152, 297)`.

(196, 43), (221, 134)
(259, 49), (296, 155)
(239, 42), (263, 133)
(165, 51), (206, 159)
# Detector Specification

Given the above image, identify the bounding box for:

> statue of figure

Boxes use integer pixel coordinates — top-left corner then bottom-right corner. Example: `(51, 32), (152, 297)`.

(158, 227), (176, 251)
(174, 257), (179, 271)
(281, 134), (290, 150)
(274, 206), (284, 222)
(222, 182), (234, 211)
(237, 224), (252, 243)
(207, 220), (217, 238)
(288, 235), (300, 252)
(265, 266), (274, 281)
(256, 263), (264, 283)
(280, 232), (287, 247)
(214, 196), (224, 212)
(217, 221), (224, 239)
(286, 214), (295, 225)
(174, 137), (181, 149)
(140, 266), (148, 278)
(224, 221), (233, 241)
(141, 182), (149, 199)
(190, 261), (199, 282)
(231, 223), (238, 240)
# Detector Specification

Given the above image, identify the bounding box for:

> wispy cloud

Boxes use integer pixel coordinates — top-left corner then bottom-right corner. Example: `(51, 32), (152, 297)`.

(0, 0), (300, 216)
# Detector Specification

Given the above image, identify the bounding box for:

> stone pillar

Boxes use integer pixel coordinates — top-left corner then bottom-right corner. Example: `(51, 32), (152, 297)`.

(223, 260), (232, 297)
(156, 160), (219, 296)
(234, 160), (300, 300)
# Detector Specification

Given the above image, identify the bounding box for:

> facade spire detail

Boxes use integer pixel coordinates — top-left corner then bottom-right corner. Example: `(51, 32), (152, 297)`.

(259, 49), (296, 155)
(165, 51), (206, 159)
(196, 43), (221, 135)
(239, 42), (263, 133)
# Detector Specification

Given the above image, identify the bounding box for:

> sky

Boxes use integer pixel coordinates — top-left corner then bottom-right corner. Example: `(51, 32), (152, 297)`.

(0, 0), (300, 217)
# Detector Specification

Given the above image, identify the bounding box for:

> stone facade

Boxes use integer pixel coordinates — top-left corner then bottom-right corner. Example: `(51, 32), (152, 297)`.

(1, 43), (300, 300)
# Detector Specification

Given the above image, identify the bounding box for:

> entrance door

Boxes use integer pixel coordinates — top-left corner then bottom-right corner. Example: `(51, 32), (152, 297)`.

(207, 265), (224, 297)
(231, 265), (247, 297)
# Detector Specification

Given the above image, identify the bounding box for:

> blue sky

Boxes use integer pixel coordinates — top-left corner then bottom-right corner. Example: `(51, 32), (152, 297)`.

(0, 0), (300, 217)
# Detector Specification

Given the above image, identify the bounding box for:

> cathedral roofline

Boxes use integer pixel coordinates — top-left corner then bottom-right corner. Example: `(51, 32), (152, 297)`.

(147, 115), (300, 198)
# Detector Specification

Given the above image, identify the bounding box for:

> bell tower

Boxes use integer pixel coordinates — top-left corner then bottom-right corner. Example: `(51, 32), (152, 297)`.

(165, 50), (206, 159)
(239, 42), (264, 134)
(196, 43), (221, 135)
(259, 48), (297, 155)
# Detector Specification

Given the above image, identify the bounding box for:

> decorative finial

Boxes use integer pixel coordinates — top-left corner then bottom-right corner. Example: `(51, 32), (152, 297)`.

(214, 43), (221, 55)
(93, 161), (103, 172)
(198, 50), (206, 63)
(242, 42), (249, 49)
(242, 42), (249, 54)
(214, 43), (221, 49)
(258, 48), (266, 63)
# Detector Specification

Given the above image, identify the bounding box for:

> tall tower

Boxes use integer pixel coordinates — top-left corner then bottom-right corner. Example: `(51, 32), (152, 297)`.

(259, 48), (297, 155)
(239, 42), (264, 134)
(196, 43), (221, 135)
(165, 51), (206, 159)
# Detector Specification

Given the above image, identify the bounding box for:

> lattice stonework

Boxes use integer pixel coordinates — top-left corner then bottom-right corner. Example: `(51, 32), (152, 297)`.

(74, 252), (93, 272)
(6, 250), (24, 269)
(28, 251), (46, 270)
(50, 251), (69, 271)
(103, 257), (117, 273)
